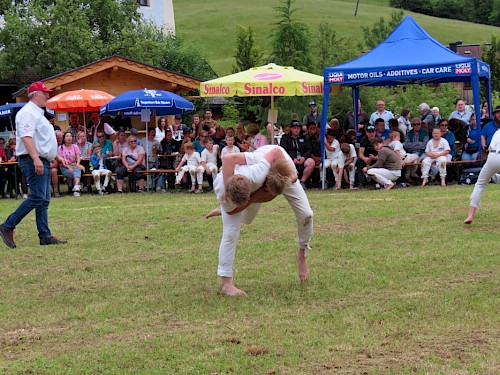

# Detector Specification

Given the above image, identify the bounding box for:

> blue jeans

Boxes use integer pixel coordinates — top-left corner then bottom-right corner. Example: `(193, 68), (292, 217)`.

(461, 150), (479, 162)
(60, 165), (81, 180)
(3, 157), (52, 239)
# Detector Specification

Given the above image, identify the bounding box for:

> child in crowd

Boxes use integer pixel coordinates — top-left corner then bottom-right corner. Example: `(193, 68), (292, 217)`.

(89, 143), (113, 195)
(388, 131), (419, 183)
(321, 129), (340, 188)
(421, 128), (450, 187)
(175, 141), (204, 193)
(221, 135), (240, 156)
(201, 137), (219, 191)
(337, 143), (357, 190)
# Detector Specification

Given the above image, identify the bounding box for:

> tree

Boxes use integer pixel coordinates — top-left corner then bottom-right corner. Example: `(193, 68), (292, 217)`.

(270, 0), (312, 71)
(313, 21), (359, 74)
(232, 25), (263, 73)
(0, 0), (214, 83)
(483, 35), (500, 92)
(361, 10), (404, 49)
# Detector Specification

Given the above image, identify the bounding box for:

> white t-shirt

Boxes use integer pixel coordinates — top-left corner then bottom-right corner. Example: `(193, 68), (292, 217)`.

(201, 145), (219, 165)
(488, 129), (500, 151)
(425, 138), (450, 156)
(388, 140), (406, 158)
(338, 144), (356, 168)
(182, 151), (201, 166)
(155, 127), (165, 143)
(16, 101), (58, 161)
(221, 145), (240, 156)
(141, 137), (160, 163)
(325, 139), (340, 160)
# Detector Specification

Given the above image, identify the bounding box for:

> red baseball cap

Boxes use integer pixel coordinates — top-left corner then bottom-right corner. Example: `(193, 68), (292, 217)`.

(27, 81), (53, 94)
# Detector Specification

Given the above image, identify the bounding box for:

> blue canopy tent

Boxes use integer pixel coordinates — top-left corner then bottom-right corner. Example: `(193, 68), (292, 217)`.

(320, 16), (492, 188)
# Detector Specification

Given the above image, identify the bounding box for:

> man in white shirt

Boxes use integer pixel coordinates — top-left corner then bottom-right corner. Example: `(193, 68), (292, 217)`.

(0, 82), (68, 248)
(211, 145), (313, 296)
(369, 100), (394, 129)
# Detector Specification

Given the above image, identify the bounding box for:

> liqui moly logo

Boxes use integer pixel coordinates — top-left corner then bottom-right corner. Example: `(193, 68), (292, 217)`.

(455, 63), (471, 74)
(328, 72), (344, 83)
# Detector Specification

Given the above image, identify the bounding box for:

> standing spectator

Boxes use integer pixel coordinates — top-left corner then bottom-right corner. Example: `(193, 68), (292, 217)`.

(58, 132), (83, 196)
(202, 108), (218, 134)
(0, 81), (68, 248)
(191, 114), (202, 138)
(346, 100), (368, 132)
(155, 117), (168, 143)
(67, 113), (85, 143)
(398, 108), (411, 135)
(421, 128), (450, 187)
(481, 105), (500, 149)
(418, 102), (435, 131)
(448, 99), (472, 124)
(369, 100), (394, 129)
(116, 135), (146, 193)
(88, 113), (116, 142)
(462, 113), (481, 163)
(362, 138), (402, 190)
(302, 101), (321, 131)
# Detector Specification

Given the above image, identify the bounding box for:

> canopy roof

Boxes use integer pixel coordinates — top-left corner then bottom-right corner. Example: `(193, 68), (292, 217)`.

(324, 16), (490, 87)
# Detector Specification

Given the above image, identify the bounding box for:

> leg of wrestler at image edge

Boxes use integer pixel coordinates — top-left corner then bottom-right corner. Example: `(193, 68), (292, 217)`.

(465, 155), (500, 224)
(218, 209), (246, 295)
(282, 180), (313, 282)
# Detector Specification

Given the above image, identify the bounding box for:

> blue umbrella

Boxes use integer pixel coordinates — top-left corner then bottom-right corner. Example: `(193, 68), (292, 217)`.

(0, 103), (27, 131)
(100, 88), (194, 116)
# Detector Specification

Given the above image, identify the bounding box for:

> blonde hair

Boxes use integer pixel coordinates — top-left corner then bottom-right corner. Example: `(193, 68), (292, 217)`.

(266, 159), (296, 195)
(184, 141), (194, 150)
(390, 131), (400, 140)
(341, 143), (351, 154)
(226, 175), (252, 206)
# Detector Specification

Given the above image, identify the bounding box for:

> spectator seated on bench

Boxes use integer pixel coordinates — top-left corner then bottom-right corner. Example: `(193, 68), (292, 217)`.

(58, 132), (84, 197)
(461, 113), (481, 164)
(175, 141), (204, 194)
(158, 129), (181, 191)
(421, 128), (450, 187)
(281, 120), (308, 182)
(89, 143), (112, 195)
(403, 118), (428, 183)
(321, 129), (340, 188)
(201, 137), (219, 191)
(116, 135), (146, 193)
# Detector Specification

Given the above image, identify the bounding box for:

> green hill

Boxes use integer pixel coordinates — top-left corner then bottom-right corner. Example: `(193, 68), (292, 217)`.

(174, 0), (500, 75)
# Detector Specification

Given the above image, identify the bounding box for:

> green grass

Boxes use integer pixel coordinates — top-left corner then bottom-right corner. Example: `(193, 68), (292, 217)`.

(0, 184), (499, 373)
(174, 0), (500, 75)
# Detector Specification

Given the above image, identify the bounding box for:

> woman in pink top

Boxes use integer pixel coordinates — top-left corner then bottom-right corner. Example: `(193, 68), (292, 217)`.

(244, 124), (267, 152)
(58, 132), (83, 196)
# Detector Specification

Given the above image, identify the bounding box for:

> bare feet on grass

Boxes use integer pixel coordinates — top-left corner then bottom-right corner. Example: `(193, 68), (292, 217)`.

(464, 207), (476, 225)
(221, 277), (247, 296)
(206, 207), (221, 219)
(421, 178), (428, 187)
(297, 248), (309, 283)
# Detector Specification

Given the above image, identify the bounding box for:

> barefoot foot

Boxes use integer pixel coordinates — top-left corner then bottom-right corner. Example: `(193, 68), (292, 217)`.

(297, 249), (309, 283)
(421, 178), (428, 187)
(464, 215), (474, 225)
(206, 207), (222, 219)
(221, 284), (247, 296)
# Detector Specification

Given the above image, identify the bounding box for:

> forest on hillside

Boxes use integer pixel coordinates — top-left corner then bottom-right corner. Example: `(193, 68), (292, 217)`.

(390, 0), (500, 27)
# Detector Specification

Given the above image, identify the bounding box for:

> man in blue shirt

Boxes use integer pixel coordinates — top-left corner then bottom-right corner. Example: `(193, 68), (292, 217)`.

(481, 106), (500, 149)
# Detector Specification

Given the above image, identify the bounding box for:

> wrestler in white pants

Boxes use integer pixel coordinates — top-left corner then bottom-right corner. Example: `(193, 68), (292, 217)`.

(470, 152), (500, 208)
(205, 162), (218, 180)
(322, 159), (339, 183)
(217, 179), (313, 277)
(366, 168), (401, 187)
(428, 154), (452, 177)
(421, 155), (448, 178)
(176, 165), (204, 185)
(91, 169), (112, 191)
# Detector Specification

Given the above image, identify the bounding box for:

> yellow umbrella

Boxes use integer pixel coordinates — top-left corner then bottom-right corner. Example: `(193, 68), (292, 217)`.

(201, 63), (325, 98)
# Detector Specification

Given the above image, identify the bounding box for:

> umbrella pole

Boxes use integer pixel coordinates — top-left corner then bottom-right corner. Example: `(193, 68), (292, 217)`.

(270, 96), (275, 145)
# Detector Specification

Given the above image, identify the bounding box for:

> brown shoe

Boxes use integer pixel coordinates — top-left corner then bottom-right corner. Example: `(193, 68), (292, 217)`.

(40, 236), (68, 246)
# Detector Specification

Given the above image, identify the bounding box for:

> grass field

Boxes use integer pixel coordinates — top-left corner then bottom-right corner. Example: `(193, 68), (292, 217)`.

(0, 184), (499, 374)
(174, 0), (500, 75)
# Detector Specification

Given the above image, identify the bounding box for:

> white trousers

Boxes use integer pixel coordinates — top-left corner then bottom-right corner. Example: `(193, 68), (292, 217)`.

(421, 155), (449, 178)
(367, 168), (401, 186)
(322, 159), (338, 182)
(218, 180), (314, 277)
(338, 163), (356, 184)
(470, 153), (500, 208)
(205, 162), (218, 179)
(176, 165), (204, 185)
(92, 169), (112, 191)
